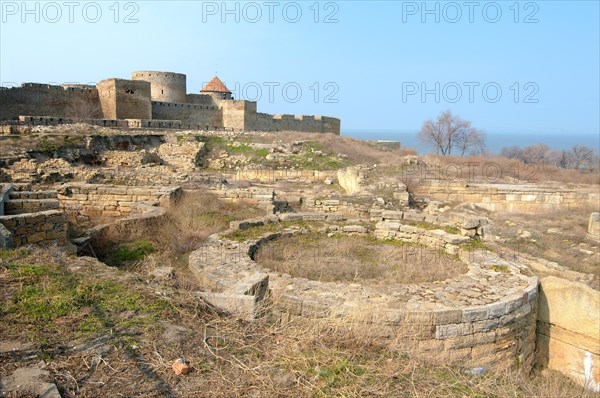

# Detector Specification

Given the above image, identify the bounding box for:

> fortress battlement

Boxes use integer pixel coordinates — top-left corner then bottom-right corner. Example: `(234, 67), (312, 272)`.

(0, 71), (340, 134)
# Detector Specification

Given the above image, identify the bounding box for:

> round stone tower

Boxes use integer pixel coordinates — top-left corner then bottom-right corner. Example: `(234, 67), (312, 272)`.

(131, 71), (187, 104)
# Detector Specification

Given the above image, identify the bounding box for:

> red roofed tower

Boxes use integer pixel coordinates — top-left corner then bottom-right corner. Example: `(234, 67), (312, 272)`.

(200, 76), (233, 101)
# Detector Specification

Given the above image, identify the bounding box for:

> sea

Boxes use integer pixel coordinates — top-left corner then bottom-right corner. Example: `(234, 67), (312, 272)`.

(343, 130), (600, 156)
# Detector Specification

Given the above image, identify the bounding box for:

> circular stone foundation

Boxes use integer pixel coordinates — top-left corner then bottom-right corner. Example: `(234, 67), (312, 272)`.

(253, 233), (467, 284)
(189, 213), (539, 372)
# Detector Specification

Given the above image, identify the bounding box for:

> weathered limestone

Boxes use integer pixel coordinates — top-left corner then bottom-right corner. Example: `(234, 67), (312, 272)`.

(189, 214), (539, 372)
(0, 223), (12, 249)
(412, 182), (599, 212)
(0, 210), (68, 247)
(537, 276), (600, 391)
(589, 213), (600, 236)
(337, 166), (366, 195)
(57, 183), (182, 223)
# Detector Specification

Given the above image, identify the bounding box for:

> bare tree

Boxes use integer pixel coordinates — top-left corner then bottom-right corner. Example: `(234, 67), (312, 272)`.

(418, 110), (486, 156)
(548, 150), (572, 169)
(521, 143), (550, 164)
(500, 146), (524, 160)
(569, 145), (596, 169)
(456, 128), (486, 156)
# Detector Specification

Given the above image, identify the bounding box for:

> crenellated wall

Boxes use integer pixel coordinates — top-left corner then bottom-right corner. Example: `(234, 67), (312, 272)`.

(254, 112), (340, 134)
(151, 101), (223, 130)
(132, 71), (187, 103)
(0, 83), (100, 121)
(1, 71), (341, 134)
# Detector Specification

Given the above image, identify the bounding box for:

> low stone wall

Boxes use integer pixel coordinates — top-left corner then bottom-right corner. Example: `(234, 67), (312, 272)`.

(190, 215), (539, 372)
(57, 183), (182, 223)
(0, 210), (68, 247)
(413, 182), (599, 212)
(211, 187), (275, 213)
(228, 169), (336, 183)
(537, 277), (600, 391)
(4, 198), (59, 215)
(371, 209), (489, 239)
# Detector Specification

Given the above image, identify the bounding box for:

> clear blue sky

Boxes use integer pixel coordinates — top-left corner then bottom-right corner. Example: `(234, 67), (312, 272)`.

(1, 1), (599, 137)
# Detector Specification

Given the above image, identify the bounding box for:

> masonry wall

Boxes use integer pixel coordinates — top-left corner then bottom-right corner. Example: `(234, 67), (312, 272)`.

(537, 276), (600, 390)
(0, 84), (100, 121)
(151, 101), (223, 130)
(191, 217), (539, 372)
(57, 184), (182, 223)
(0, 210), (68, 247)
(254, 112), (340, 134)
(97, 79), (152, 120)
(222, 100), (256, 130)
(132, 71), (187, 103)
(413, 182), (600, 212)
(186, 94), (216, 105)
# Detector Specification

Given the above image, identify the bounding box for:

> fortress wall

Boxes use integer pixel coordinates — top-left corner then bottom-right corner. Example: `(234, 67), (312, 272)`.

(97, 79), (152, 120)
(132, 71), (187, 103)
(186, 94), (215, 105)
(0, 210), (68, 247)
(151, 101), (223, 130)
(222, 100), (257, 130)
(254, 112), (340, 134)
(0, 84), (100, 121)
(57, 183), (182, 223)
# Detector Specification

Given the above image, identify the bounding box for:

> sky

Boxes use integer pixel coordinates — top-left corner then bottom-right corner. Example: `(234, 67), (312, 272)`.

(1, 0), (599, 139)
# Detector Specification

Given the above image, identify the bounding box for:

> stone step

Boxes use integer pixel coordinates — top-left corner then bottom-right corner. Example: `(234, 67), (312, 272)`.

(9, 190), (58, 200)
(4, 199), (60, 215)
(3, 183), (31, 192)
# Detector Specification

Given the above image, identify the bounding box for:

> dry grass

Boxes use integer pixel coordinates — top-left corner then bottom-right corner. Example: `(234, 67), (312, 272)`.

(490, 204), (600, 286)
(1, 247), (597, 397)
(254, 233), (467, 284)
(93, 189), (264, 269)
(250, 131), (417, 165)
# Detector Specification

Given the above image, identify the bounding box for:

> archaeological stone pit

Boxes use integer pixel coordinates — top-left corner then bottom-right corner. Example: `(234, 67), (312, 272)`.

(189, 212), (539, 372)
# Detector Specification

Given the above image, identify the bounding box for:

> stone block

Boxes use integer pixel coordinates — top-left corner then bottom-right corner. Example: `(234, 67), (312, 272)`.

(487, 302), (506, 318)
(27, 231), (46, 244)
(462, 307), (489, 322)
(462, 218), (480, 229)
(589, 213), (600, 235)
(342, 225), (367, 233)
(300, 213), (327, 221)
(325, 213), (344, 221)
(382, 210), (403, 220)
(199, 292), (261, 321)
(403, 211), (425, 222)
(435, 323), (471, 339)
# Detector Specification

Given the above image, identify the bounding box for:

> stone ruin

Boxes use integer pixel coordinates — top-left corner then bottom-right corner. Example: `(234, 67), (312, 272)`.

(0, 130), (598, 392)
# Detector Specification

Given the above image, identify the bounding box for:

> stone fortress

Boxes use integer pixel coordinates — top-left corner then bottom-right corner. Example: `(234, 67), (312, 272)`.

(0, 71), (341, 134)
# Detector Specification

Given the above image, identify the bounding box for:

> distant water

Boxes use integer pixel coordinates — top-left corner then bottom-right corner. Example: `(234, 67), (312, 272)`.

(343, 129), (600, 155)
